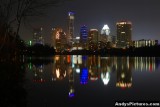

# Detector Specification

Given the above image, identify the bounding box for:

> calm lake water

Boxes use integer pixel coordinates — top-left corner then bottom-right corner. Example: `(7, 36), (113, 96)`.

(1, 55), (160, 107)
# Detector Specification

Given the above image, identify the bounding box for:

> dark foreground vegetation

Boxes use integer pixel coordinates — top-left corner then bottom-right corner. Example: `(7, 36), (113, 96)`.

(0, 33), (55, 61)
(25, 44), (55, 57)
(0, 0), (65, 62)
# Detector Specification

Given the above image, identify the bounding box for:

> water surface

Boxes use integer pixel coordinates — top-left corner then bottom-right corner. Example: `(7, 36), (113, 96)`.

(1, 56), (160, 107)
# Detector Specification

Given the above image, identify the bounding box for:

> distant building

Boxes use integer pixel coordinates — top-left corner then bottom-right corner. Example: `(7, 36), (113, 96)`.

(88, 29), (99, 50)
(133, 39), (158, 48)
(72, 37), (82, 50)
(33, 27), (44, 45)
(111, 35), (117, 47)
(67, 12), (75, 47)
(51, 28), (67, 52)
(100, 24), (111, 43)
(101, 24), (110, 35)
(100, 24), (113, 48)
(116, 21), (132, 48)
(80, 25), (88, 49)
(51, 28), (62, 52)
(59, 32), (67, 51)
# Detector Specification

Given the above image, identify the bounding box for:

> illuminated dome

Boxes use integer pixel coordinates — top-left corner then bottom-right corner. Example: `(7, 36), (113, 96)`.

(101, 24), (110, 35)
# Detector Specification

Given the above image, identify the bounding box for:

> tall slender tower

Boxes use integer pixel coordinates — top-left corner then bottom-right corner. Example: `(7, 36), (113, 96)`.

(116, 21), (132, 48)
(68, 12), (75, 47)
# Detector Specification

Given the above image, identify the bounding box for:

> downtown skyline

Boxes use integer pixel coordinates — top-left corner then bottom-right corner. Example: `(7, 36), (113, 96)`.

(19, 0), (160, 44)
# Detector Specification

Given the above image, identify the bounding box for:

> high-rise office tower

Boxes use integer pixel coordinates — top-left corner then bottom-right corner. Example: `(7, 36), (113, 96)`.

(33, 27), (44, 45)
(51, 28), (67, 52)
(101, 24), (110, 35)
(80, 25), (88, 49)
(68, 12), (75, 47)
(51, 28), (62, 52)
(100, 24), (111, 43)
(88, 29), (99, 50)
(116, 21), (132, 48)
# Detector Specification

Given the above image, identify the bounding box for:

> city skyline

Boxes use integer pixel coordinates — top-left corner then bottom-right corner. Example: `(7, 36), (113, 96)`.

(19, 0), (160, 44)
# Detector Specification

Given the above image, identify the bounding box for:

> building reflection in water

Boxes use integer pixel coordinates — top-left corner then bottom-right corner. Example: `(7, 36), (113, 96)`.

(116, 57), (132, 88)
(27, 56), (157, 98)
(68, 55), (75, 98)
(52, 55), (75, 98)
(53, 55), (67, 81)
(134, 57), (156, 72)
(32, 64), (46, 83)
(100, 57), (111, 85)
(80, 68), (88, 84)
(88, 55), (100, 82)
(80, 56), (89, 84)
(73, 55), (82, 74)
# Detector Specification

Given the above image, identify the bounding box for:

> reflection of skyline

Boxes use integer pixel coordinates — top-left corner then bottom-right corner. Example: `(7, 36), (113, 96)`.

(32, 64), (46, 83)
(134, 57), (156, 72)
(116, 57), (132, 88)
(53, 55), (67, 80)
(27, 56), (158, 87)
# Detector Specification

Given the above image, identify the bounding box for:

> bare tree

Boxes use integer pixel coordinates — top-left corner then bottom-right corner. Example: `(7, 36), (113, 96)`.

(0, 0), (64, 36)
(0, 0), (65, 59)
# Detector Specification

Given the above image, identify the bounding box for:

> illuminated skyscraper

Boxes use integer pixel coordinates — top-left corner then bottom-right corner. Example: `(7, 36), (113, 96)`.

(68, 12), (75, 47)
(51, 28), (67, 52)
(100, 24), (111, 43)
(51, 28), (62, 52)
(88, 29), (99, 50)
(101, 24), (110, 35)
(116, 21), (132, 48)
(33, 27), (44, 45)
(80, 25), (88, 49)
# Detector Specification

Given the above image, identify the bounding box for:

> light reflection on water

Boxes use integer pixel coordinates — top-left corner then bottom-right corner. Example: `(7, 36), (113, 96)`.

(26, 56), (157, 85)
(25, 56), (160, 106)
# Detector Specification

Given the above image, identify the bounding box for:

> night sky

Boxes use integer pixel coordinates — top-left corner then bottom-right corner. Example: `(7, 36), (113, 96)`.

(20, 0), (160, 44)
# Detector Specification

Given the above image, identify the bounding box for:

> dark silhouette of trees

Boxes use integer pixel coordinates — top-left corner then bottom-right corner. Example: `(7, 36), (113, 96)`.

(0, 0), (63, 35)
(0, 0), (64, 60)
(26, 44), (55, 56)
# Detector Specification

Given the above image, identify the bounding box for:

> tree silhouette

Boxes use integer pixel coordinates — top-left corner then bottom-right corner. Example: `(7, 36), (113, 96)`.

(0, 0), (65, 59)
(0, 0), (63, 36)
